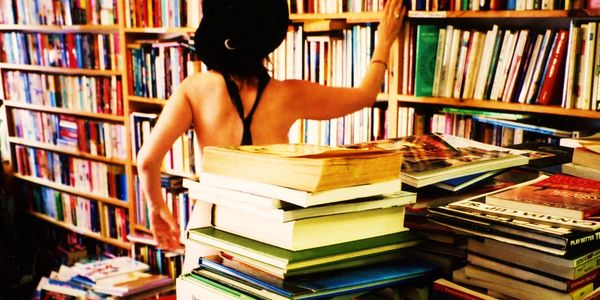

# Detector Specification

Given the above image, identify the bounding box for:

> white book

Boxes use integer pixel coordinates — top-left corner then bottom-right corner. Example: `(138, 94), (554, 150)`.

(453, 30), (471, 99)
(577, 22), (596, 110)
(563, 24), (581, 109)
(474, 25), (499, 100)
(502, 29), (530, 103)
(432, 28), (447, 97)
(462, 30), (485, 100)
(188, 172), (402, 208)
(443, 28), (462, 98)
(438, 25), (454, 97)
(592, 22), (600, 111)
(517, 33), (544, 104)
(490, 30), (517, 101)
(526, 29), (554, 103)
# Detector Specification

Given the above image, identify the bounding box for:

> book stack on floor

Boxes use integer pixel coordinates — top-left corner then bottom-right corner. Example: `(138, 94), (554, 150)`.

(36, 256), (173, 299)
(428, 174), (600, 299)
(562, 141), (600, 181)
(177, 144), (438, 299)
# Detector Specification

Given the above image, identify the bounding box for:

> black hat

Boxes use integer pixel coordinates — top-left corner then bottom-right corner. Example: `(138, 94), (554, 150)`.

(194, 0), (289, 73)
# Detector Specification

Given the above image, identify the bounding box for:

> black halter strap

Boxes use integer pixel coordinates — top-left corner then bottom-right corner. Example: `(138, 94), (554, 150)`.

(223, 71), (271, 145)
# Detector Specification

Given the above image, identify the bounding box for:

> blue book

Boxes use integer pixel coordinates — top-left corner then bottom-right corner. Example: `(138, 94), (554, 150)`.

(196, 257), (437, 299)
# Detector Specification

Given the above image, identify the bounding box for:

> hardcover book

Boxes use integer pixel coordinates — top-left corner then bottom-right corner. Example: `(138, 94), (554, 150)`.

(201, 144), (402, 192)
(485, 174), (600, 219)
(186, 227), (423, 277)
(350, 133), (528, 187)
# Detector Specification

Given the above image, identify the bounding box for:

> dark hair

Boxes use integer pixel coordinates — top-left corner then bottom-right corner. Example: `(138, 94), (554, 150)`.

(194, 0), (289, 80)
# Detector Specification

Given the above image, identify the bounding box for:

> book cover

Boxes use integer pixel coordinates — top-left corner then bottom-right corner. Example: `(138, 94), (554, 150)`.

(350, 133), (528, 187)
(69, 257), (149, 283)
(563, 163), (600, 181)
(573, 147), (600, 170)
(201, 144), (402, 192)
(414, 25), (439, 97)
(486, 174), (600, 219)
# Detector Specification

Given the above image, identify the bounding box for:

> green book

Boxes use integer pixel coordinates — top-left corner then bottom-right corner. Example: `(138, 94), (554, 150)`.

(187, 227), (423, 275)
(414, 25), (440, 97)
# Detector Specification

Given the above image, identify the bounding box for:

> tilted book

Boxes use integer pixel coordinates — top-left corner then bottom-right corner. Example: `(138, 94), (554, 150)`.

(201, 144), (402, 192)
(350, 133), (528, 187)
(485, 174), (600, 219)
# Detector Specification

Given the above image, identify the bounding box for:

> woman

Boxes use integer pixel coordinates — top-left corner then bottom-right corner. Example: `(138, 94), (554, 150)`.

(136, 0), (407, 251)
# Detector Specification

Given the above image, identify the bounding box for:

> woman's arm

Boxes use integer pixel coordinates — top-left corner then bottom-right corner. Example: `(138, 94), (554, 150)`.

(287, 0), (406, 120)
(136, 80), (194, 250)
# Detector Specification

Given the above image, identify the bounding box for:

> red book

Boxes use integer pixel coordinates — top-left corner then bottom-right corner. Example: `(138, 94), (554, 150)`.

(538, 29), (568, 105)
(486, 174), (600, 219)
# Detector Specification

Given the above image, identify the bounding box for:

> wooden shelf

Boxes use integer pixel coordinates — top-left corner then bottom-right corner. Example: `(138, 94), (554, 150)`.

(0, 63), (121, 76)
(0, 24), (120, 33)
(29, 211), (130, 249)
(396, 95), (600, 119)
(407, 9), (600, 19)
(291, 12), (383, 23)
(124, 27), (196, 34)
(8, 137), (127, 165)
(132, 163), (199, 180)
(15, 173), (130, 209)
(134, 224), (153, 234)
(3, 101), (126, 122)
(129, 95), (168, 106)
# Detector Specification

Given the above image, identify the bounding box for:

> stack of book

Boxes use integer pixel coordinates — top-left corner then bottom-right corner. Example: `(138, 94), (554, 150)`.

(562, 142), (600, 181)
(36, 256), (173, 298)
(177, 143), (438, 299)
(428, 174), (600, 299)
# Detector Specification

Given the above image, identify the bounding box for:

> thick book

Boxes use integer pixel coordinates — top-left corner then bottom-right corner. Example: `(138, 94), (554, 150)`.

(351, 133), (528, 188)
(176, 273), (259, 300)
(185, 173), (403, 208)
(92, 272), (172, 296)
(429, 204), (600, 256)
(186, 180), (415, 222)
(432, 278), (498, 300)
(573, 147), (600, 170)
(213, 204), (407, 251)
(563, 163), (600, 181)
(468, 238), (600, 280)
(467, 253), (599, 292)
(193, 257), (437, 300)
(186, 227), (423, 277)
(200, 144), (402, 192)
(485, 174), (600, 219)
(414, 25), (439, 97)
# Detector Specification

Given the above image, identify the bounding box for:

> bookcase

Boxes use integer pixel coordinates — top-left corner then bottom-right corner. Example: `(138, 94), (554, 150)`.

(2, 0), (600, 276)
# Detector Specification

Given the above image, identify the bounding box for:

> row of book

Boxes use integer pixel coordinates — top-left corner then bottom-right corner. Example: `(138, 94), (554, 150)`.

(14, 145), (128, 200)
(287, 106), (386, 146)
(3, 71), (123, 116)
(290, 0), (385, 14)
(36, 256), (172, 298)
(1, 0), (118, 25)
(127, 233), (185, 279)
(127, 40), (197, 100)
(124, 0), (200, 28)
(562, 140), (600, 181)
(130, 112), (200, 176)
(133, 174), (192, 235)
(25, 184), (130, 241)
(271, 24), (387, 92)
(12, 109), (127, 159)
(405, 0), (597, 11)
(0, 32), (121, 70)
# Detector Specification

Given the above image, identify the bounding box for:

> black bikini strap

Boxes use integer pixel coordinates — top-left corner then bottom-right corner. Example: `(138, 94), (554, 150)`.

(224, 71), (271, 145)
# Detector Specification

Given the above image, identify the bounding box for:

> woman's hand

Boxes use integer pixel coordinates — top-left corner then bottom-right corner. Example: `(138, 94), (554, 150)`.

(377, 0), (407, 50)
(148, 201), (181, 251)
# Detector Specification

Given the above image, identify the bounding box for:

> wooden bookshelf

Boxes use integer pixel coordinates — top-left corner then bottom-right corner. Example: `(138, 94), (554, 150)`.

(396, 95), (600, 119)
(129, 95), (169, 106)
(3, 101), (126, 122)
(124, 27), (196, 34)
(0, 63), (122, 76)
(291, 12), (383, 23)
(29, 211), (131, 249)
(14, 173), (130, 209)
(134, 224), (153, 234)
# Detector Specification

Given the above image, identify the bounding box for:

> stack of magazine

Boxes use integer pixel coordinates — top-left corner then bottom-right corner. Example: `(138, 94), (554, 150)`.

(178, 143), (438, 299)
